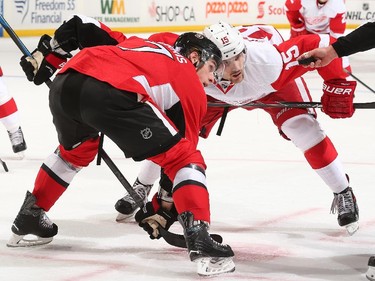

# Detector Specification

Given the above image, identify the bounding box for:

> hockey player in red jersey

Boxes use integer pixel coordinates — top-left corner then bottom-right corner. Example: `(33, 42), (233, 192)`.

(9, 25), (236, 275)
(0, 66), (27, 155)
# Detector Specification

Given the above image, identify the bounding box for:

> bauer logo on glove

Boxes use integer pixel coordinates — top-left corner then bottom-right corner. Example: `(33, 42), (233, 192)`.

(321, 79), (357, 119)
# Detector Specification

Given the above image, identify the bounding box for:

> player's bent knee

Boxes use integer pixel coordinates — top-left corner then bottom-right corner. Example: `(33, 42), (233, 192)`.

(58, 137), (99, 167)
(281, 114), (326, 151)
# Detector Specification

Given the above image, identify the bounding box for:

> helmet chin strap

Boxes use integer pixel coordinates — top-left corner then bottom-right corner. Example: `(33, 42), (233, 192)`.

(194, 60), (205, 71)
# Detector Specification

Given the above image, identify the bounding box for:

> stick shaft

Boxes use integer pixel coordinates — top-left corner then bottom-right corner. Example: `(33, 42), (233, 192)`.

(0, 14), (32, 56)
(208, 101), (375, 109)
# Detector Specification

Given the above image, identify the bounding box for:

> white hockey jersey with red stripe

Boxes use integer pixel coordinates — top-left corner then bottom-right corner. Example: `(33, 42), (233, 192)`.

(285, 0), (346, 38)
(205, 25), (347, 106)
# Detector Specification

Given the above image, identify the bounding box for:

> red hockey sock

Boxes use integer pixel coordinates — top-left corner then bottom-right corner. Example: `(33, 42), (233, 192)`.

(0, 98), (17, 118)
(173, 184), (210, 223)
(33, 164), (68, 211)
(304, 136), (338, 169)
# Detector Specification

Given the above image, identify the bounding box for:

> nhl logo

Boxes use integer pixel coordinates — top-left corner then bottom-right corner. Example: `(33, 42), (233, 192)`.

(363, 3), (369, 11)
(140, 127), (152, 139)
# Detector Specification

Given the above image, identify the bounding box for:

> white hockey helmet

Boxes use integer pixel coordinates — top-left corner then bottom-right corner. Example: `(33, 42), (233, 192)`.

(203, 21), (245, 60)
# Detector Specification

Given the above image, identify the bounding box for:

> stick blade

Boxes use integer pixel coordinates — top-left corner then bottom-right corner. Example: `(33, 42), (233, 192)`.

(0, 159), (8, 172)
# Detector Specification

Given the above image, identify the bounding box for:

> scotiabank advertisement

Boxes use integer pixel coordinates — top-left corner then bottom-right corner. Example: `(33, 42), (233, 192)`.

(1, 0), (375, 36)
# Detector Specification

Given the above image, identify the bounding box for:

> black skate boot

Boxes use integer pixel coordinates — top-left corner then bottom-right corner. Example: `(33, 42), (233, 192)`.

(7, 191), (58, 247)
(366, 256), (375, 281)
(115, 178), (152, 222)
(331, 186), (359, 236)
(178, 211), (235, 276)
(8, 126), (27, 155)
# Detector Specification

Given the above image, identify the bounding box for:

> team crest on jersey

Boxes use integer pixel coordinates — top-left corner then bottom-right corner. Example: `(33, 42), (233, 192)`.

(140, 127), (152, 139)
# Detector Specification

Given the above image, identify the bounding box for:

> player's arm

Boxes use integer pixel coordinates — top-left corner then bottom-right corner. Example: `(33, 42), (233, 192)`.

(333, 21), (375, 57)
(329, 12), (346, 39)
(285, 0), (308, 38)
(20, 14), (126, 85)
(275, 34), (357, 119)
(272, 34), (328, 89)
(298, 21), (375, 67)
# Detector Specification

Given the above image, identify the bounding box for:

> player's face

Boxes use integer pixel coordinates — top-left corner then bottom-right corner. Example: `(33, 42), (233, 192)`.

(196, 59), (217, 87)
(221, 52), (246, 84)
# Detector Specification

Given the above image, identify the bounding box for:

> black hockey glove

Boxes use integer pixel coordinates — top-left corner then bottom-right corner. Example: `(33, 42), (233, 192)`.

(20, 34), (70, 85)
(135, 200), (177, 240)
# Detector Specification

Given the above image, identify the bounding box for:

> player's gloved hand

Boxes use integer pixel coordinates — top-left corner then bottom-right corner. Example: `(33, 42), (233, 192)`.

(321, 79), (357, 118)
(290, 26), (310, 38)
(20, 34), (69, 85)
(135, 195), (177, 240)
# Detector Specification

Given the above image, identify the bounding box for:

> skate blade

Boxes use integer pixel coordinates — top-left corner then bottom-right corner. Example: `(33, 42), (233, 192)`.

(15, 151), (25, 160)
(115, 212), (135, 223)
(196, 257), (235, 276)
(345, 221), (359, 236)
(6, 233), (53, 247)
(366, 265), (375, 281)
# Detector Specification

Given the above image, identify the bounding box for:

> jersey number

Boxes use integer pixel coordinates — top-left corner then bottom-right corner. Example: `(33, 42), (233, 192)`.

(118, 41), (174, 59)
(281, 45), (300, 70)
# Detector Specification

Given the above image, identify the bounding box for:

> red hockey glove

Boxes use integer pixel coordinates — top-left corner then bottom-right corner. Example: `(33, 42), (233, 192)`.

(135, 194), (177, 239)
(290, 27), (310, 38)
(321, 79), (357, 118)
(20, 34), (69, 85)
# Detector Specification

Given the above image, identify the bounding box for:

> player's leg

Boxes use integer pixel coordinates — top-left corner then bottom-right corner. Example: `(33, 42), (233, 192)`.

(0, 71), (26, 155)
(79, 78), (235, 275)
(115, 160), (159, 221)
(263, 78), (358, 235)
(8, 73), (99, 247)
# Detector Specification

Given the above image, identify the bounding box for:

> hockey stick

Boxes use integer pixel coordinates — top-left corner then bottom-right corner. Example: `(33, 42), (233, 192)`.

(97, 135), (223, 247)
(0, 14), (53, 87)
(208, 100), (375, 109)
(344, 69), (375, 95)
(0, 14), (31, 57)
(97, 135), (144, 207)
(0, 158), (9, 172)
(98, 148), (188, 247)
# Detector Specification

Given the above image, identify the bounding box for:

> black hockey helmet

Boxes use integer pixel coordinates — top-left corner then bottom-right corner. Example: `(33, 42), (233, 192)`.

(174, 32), (222, 71)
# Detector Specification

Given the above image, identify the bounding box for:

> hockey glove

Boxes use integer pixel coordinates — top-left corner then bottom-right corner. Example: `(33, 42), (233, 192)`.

(135, 196), (177, 240)
(290, 26), (310, 38)
(321, 79), (357, 118)
(20, 34), (69, 85)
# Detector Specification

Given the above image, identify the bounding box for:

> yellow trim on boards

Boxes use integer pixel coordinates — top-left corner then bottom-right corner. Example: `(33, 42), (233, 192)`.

(2, 23), (362, 37)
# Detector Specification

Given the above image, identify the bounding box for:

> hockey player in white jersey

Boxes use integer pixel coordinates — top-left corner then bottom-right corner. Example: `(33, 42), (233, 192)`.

(285, 0), (347, 39)
(117, 22), (359, 237)
(0, 66), (27, 156)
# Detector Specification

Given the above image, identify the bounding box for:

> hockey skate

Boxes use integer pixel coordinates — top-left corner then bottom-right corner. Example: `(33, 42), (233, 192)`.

(8, 126), (27, 157)
(7, 191), (58, 247)
(331, 187), (359, 236)
(178, 211), (235, 276)
(115, 178), (152, 222)
(366, 256), (375, 281)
